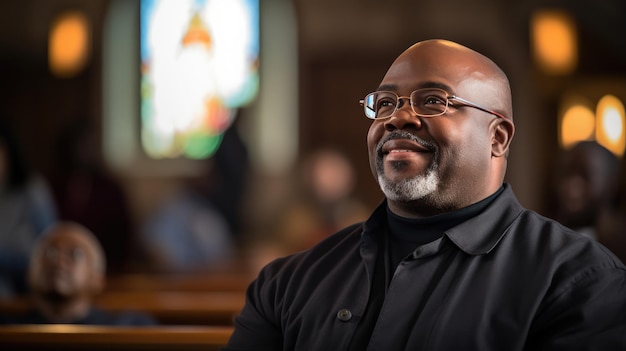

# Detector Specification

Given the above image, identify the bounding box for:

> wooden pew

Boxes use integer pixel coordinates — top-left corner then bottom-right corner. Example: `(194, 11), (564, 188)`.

(0, 324), (233, 350)
(0, 291), (246, 326)
(104, 272), (255, 293)
(95, 291), (246, 325)
(104, 259), (258, 294)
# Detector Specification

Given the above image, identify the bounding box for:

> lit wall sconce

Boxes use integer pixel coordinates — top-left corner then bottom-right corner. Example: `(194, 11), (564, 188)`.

(49, 10), (91, 78)
(531, 9), (577, 75)
(559, 92), (625, 157)
(559, 94), (595, 148)
(595, 95), (625, 157)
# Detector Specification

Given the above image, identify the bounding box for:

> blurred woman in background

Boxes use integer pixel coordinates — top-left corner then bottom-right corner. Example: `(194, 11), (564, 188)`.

(0, 120), (57, 297)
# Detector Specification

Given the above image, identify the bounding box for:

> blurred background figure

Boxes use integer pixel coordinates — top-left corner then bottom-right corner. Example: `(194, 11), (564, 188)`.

(139, 125), (249, 273)
(0, 120), (57, 297)
(139, 162), (236, 273)
(295, 148), (369, 238)
(251, 148), (369, 270)
(47, 118), (135, 275)
(550, 140), (621, 241)
(596, 154), (626, 263)
(0, 221), (155, 325)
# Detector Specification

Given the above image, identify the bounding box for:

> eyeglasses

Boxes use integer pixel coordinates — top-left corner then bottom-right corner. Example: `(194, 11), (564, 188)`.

(359, 88), (507, 120)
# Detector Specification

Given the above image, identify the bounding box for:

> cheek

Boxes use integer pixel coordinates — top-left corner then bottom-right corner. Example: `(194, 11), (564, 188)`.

(366, 123), (383, 174)
(430, 119), (491, 168)
(70, 264), (91, 284)
(462, 132), (495, 179)
(366, 123), (381, 149)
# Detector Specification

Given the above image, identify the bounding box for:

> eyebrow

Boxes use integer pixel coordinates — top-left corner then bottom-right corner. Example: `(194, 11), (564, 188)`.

(376, 81), (454, 93)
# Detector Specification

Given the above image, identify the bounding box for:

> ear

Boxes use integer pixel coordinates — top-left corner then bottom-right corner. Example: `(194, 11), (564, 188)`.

(490, 118), (514, 157)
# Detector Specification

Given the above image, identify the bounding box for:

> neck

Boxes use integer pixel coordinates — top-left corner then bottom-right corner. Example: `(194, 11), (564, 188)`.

(388, 184), (505, 218)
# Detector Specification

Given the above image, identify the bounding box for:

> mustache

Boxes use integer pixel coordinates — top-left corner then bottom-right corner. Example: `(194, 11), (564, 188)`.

(376, 131), (437, 156)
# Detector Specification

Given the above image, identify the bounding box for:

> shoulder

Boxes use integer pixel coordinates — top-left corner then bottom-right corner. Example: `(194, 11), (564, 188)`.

(0, 309), (49, 325)
(516, 209), (622, 262)
(114, 311), (158, 326)
(512, 213), (626, 347)
(508, 209), (625, 294)
(508, 208), (622, 266)
(84, 307), (157, 326)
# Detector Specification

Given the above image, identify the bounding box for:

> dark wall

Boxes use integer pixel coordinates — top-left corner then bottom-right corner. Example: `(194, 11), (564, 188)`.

(1, 0), (625, 222)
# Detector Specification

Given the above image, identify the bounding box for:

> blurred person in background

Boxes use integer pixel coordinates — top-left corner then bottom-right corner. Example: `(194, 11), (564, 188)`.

(47, 118), (134, 275)
(0, 119), (57, 297)
(0, 221), (155, 325)
(140, 124), (248, 272)
(255, 148), (369, 267)
(595, 152), (626, 263)
(298, 148), (370, 236)
(551, 140), (621, 241)
(140, 160), (236, 273)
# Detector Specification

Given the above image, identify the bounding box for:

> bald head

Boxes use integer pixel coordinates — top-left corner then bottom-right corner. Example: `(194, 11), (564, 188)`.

(28, 221), (106, 298)
(386, 39), (513, 121)
(32, 222), (106, 273)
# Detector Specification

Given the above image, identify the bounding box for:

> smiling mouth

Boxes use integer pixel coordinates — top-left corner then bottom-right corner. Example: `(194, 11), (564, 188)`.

(388, 149), (417, 154)
(382, 140), (432, 156)
(376, 131), (437, 159)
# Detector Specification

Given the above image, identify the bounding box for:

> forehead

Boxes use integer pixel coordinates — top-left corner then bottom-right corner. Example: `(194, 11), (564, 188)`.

(380, 43), (495, 95)
(42, 231), (94, 253)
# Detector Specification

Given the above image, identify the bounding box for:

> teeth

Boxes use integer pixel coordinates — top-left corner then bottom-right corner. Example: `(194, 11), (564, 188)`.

(390, 149), (411, 153)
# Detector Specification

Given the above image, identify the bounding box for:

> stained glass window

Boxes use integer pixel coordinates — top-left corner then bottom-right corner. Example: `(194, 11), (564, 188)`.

(140, 0), (259, 159)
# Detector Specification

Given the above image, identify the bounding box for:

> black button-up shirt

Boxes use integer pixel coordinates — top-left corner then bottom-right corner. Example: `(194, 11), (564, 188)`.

(225, 184), (626, 350)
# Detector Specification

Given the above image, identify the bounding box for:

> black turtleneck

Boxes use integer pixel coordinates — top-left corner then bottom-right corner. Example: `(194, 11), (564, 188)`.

(386, 186), (503, 280)
(347, 186), (504, 351)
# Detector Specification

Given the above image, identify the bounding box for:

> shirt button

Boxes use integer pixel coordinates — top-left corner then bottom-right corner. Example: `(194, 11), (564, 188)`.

(336, 309), (352, 322)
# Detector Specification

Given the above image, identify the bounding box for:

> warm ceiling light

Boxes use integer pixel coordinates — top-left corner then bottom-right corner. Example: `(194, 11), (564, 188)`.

(596, 94), (625, 157)
(49, 11), (90, 78)
(531, 9), (577, 75)
(560, 104), (595, 148)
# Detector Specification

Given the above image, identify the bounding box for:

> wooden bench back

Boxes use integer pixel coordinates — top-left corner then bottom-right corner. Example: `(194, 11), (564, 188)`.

(0, 291), (246, 326)
(0, 324), (233, 350)
(104, 272), (254, 293)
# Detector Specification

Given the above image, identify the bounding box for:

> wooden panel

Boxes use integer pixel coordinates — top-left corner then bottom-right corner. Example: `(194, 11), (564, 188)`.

(0, 291), (246, 326)
(0, 324), (233, 351)
(104, 272), (254, 293)
(299, 57), (394, 209)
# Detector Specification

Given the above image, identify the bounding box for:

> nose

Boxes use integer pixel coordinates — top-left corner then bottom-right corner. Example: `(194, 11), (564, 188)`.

(53, 253), (71, 268)
(383, 99), (423, 131)
(45, 247), (73, 268)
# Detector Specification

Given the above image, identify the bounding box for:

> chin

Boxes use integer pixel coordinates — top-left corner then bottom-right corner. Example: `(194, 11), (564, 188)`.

(378, 170), (439, 202)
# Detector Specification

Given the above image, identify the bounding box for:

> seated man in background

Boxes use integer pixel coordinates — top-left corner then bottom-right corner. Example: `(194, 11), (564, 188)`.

(551, 140), (621, 241)
(1, 221), (155, 325)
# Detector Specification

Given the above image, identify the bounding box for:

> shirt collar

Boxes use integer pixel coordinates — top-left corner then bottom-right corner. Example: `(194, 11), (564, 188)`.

(444, 184), (524, 255)
(362, 183), (524, 256)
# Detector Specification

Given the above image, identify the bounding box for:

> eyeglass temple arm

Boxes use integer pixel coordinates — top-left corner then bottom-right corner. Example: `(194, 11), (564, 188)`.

(449, 96), (507, 119)
(359, 100), (376, 114)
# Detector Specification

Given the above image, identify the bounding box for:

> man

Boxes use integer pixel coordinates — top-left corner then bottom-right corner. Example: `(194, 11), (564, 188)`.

(224, 39), (626, 350)
(552, 141), (620, 240)
(1, 221), (155, 325)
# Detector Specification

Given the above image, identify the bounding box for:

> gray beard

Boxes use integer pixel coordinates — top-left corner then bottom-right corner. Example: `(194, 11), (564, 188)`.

(378, 168), (439, 202)
(375, 131), (439, 202)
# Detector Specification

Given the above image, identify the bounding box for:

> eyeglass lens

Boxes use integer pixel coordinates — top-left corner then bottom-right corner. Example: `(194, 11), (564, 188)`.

(363, 88), (449, 119)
